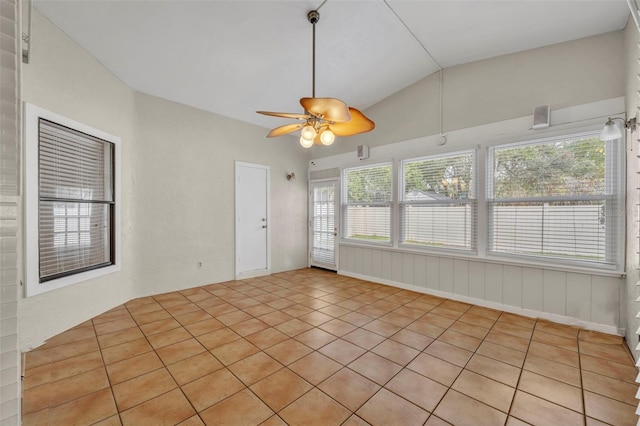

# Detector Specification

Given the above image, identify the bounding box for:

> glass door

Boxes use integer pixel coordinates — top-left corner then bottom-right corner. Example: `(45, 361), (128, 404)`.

(309, 180), (338, 270)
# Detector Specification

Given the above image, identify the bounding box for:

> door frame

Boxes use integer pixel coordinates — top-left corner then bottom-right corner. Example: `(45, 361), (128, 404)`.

(235, 161), (271, 279)
(308, 178), (340, 271)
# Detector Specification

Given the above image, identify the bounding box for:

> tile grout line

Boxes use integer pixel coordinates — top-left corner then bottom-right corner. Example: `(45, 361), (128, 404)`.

(503, 316), (538, 425)
(165, 281), (325, 423)
(153, 288), (227, 425)
(208, 279), (540, 423)
(425, 306), (509, 424)
(122, 302), (176, 421)
(121, 300), (199, 424)
(230, 276), (422, 423)
(577, 333), (587, 426)
(92, 312), (123, 426)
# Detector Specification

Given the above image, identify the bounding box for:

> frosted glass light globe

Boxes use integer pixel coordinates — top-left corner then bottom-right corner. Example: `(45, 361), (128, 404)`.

(320, 129), (335, 145)
(300, 136), (314, 148)
(301, 125), (317, 141)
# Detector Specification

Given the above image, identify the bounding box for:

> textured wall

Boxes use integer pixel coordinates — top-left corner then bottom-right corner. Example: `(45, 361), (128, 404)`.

(132, 92), (309, 297)
(19, 10), (137, 350)
(314, 30), (625, 158)
(19, 10), (309, 350)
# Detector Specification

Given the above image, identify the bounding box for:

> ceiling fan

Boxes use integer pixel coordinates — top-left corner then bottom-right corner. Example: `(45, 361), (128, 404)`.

(257, 10), (375, 148)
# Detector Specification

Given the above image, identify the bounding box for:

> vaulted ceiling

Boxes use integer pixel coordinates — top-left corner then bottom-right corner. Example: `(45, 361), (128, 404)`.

(34, 0), (630, 130)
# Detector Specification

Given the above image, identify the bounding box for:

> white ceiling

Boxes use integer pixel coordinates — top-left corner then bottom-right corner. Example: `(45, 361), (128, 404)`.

(33, 0), (630, 131)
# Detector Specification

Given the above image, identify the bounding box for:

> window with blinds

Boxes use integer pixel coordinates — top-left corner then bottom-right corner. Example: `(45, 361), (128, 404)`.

(487, 131), (623, 268)
(38, 119), (115, 282)
(342, 163), (392, 243)
(400, 151), (476, 250)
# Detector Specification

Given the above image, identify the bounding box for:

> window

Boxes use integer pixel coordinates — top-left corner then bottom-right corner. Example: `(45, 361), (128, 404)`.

(25, 104), (121, 297)
(400, 151), (476, 250)
(336, 127), (624, 273)
(342, 163), (392, 243)
(487, 132), (623, 269)
(39, 119), (114, 281)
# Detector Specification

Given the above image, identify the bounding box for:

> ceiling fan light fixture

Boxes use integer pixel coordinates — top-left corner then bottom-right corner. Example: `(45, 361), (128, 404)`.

(320, 129), (335, 145)
(301, 124), (317, 141)
(300, 136), (314, 148)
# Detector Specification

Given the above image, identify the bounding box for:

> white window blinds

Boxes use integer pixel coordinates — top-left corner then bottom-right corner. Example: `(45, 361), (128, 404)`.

(0, 0), (19, 197)
(342, 163), (392, 243)
(400, 151), (476, 250)
(0, 0), (21, 422)
(38, 119), (115, 281)
(487, 132), (623, 268)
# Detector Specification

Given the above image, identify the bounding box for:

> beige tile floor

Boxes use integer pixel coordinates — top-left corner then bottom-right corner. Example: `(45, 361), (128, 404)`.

(22, 268), (640, 425)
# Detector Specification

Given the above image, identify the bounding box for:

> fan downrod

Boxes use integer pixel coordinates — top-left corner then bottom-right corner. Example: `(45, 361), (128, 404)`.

(307, 10), (319, 24)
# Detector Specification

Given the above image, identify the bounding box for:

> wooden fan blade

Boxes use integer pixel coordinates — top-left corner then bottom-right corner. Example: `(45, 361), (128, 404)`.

(300, 98), (351, 123)
(257, 111), (311, 120)
(329, 107), (375, 136)
(267, 123), (304, 138)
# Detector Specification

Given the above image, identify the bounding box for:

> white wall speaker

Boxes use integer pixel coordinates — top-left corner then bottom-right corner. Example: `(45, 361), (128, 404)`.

(532, 105), (550, 129)
(357, 145), (369, 160)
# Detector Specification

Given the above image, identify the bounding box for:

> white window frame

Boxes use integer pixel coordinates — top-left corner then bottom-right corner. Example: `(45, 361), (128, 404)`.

(486, 130), (625, 271)
(24, 103), (122, 297)
(399, 149), (477, 252)
(341, 162), (393, 245)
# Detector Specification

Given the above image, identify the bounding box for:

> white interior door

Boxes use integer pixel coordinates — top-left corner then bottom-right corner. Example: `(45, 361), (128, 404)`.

(235, 162), (270, 278)
(309, 180), (338, 270)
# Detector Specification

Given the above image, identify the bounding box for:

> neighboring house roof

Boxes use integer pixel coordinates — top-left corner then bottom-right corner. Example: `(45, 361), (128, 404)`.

(404, 189), (450, 201)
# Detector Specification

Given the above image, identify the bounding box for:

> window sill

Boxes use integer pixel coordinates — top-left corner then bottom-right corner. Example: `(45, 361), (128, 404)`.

(25, 263), (121, 298)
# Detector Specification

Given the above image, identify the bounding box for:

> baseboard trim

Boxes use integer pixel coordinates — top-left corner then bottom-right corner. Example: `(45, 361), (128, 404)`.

(235, 269), (271, 280)
(339, 270), (621, 336)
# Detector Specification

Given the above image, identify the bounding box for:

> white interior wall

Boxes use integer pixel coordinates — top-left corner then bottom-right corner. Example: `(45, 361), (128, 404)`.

(18, 10), (309, 350)
(19, 10), (137, 351)
(311, 30), (628, 335)
(624, 18), (640, 360)
(132, 92), (308, 297)
(313, 30), (625, 158)
(312, 99), (626, 334)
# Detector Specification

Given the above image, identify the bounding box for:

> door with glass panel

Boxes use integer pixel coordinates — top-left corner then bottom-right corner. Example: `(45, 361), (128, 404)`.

(309, 180), (338, 270)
